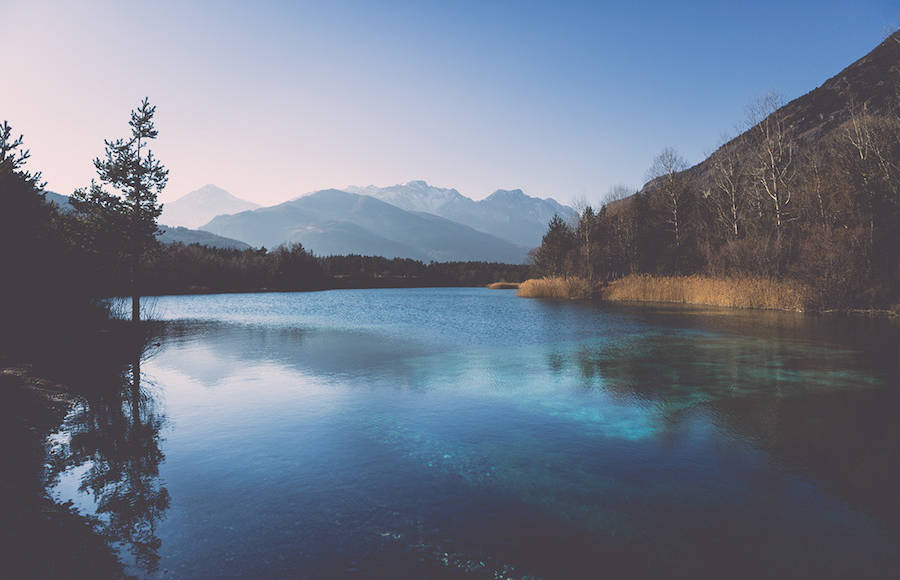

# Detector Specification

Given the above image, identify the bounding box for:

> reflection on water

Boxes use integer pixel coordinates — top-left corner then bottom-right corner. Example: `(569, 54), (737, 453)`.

(45, 289), (900, 578)
(48, 352), (169, 574)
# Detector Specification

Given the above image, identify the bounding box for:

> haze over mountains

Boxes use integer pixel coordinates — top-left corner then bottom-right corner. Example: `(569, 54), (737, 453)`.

(202, 189), (532, 263)
(160, 184), (259, 229)
(150, 181), (576, 262)
(50, 178), (574, 263)
(345, 181), (576, 248)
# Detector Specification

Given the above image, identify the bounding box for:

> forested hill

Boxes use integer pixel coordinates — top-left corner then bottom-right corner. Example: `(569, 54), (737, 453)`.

(648, 29), (900, 198)
(533, 30), (900, 310)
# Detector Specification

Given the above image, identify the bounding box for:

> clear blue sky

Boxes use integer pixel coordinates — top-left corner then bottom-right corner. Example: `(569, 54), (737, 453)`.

(3, 0), (897, 206)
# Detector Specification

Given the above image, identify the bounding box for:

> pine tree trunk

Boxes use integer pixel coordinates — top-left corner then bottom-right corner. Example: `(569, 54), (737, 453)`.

(131, 257), (140, 322)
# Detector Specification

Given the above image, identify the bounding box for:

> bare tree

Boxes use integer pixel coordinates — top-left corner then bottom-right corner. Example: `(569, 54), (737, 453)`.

(843, 102), (899, 243)
(602, 184), (634, 207)
(805, 147), (827, 229)
(708, 135), (745, 239)
(570, 195), (590, 227)
(882, 18), (900, 42)
(647, 147), (689, 246)
(747, 91), (796, 240)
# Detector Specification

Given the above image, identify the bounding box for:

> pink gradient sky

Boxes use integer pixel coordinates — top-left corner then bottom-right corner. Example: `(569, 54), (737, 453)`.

(3, 1), (896, 206)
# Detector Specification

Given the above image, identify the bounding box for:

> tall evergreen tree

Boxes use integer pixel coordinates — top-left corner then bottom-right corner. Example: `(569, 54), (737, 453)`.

(72, 98), (167, 321)
(533, 214), (575, 277)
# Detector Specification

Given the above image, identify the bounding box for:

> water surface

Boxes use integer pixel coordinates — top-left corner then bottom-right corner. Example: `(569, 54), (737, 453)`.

(47, 288), (900, 578)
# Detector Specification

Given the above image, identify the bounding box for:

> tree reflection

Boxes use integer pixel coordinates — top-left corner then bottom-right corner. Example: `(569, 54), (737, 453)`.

(553, 322), (900, 535)
(48, 338), (169, 574)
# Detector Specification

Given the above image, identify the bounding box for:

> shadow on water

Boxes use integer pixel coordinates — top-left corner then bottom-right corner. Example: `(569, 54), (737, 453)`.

(3, 323), (170, 578)
(47, 356), (170, 575)
(52, 335), (170, 576)
(563, 307), (900, 534)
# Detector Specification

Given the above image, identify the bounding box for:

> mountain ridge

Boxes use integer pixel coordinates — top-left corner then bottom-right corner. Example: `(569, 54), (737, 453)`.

(201, 188), (531, 262)
(342, 180), (576, 247)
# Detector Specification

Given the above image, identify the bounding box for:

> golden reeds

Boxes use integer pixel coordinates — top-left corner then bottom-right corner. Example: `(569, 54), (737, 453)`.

(487, 282), (520, 290)
(517, 274), (812, 310)
(517, 277), (593, 300)
(600, 274), (812, 311)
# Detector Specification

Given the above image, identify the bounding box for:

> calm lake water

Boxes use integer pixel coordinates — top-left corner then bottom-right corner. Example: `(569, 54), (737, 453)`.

(46, 288), (900, 578)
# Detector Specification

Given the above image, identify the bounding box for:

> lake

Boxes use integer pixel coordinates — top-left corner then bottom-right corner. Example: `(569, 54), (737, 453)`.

(46, 288), (900, 578)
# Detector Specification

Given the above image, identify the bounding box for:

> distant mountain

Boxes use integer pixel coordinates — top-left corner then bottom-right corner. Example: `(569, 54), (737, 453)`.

(44, 191), (251, 250)
(202, 189), (530, 262)
(476, 188), (577, 247)
(346, 180), (576, 248)
(160, 184), (259, 229)
(44, 191), (73, 211)
(345, 180), (472, 216)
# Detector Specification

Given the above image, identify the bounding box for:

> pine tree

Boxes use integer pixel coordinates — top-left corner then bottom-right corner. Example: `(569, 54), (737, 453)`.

(72, 98), (167, 321)
(534, 214), (575, 276)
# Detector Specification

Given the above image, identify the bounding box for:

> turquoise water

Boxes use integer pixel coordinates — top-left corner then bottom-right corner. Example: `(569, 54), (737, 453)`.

(47, 288), (900, 578)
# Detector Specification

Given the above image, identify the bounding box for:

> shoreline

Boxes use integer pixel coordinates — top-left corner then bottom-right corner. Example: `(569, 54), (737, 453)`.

(116, 279), (527, 299)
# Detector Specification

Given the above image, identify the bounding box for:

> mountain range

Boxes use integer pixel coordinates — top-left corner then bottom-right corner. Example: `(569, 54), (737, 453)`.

(345, 181), (575, 247)
(202, 189), (531, 263)
(152, 181), (575, 262)
(46, 178), (575, 263)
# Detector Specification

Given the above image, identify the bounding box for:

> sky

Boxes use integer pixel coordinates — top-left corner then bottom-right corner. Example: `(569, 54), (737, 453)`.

(2, 0), (897, 207)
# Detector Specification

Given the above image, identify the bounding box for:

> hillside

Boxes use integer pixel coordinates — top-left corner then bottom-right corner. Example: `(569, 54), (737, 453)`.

(156, 226), (251, 250)
(347, 180), (576, 247)
(202, 189), (530, 262)
(650, 29), (900, 198)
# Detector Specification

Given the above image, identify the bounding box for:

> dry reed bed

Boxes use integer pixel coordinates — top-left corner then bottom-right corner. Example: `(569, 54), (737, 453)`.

(517, 274), (812, 311)
(517, 277), (594, 300)
(601, 274), (812, 311)
(487, 282), (520, 290)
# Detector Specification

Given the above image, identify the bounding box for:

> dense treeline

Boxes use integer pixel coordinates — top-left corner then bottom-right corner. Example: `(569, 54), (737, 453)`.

(321, 255), (531, 289)
(74, 221), (533, 295)
(532, 98), (900, 310)
(138, 243), (324, 294)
